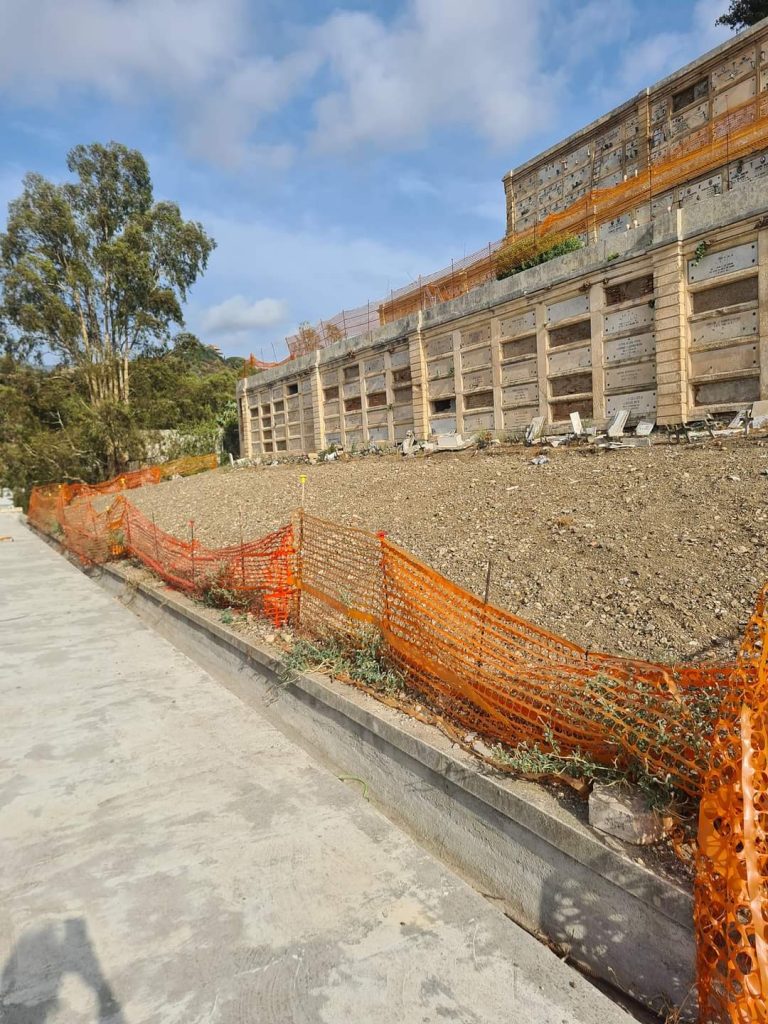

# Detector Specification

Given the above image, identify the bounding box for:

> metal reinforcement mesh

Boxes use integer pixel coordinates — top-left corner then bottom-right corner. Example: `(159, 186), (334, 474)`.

(24, 495), (768, 1017)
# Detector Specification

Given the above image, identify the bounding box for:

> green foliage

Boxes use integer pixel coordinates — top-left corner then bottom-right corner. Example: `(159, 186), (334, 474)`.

(283, 631), (405, 697)
(0, 334), (241, 501)
(0, 141), (215, 405)
(495, 234), (583, 281)
(692, 240), (711, 266)
(716, 0), (768, 29)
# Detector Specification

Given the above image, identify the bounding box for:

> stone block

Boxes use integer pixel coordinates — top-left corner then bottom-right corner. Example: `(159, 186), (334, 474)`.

(588, 783), (666, 845)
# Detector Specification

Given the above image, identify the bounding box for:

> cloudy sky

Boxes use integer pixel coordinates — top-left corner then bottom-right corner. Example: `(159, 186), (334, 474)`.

(0, 0), (733, 359)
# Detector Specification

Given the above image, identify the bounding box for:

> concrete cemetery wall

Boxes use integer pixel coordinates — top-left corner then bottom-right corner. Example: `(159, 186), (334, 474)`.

(503, 20), (768, 238)
(238, 182), (768, 455)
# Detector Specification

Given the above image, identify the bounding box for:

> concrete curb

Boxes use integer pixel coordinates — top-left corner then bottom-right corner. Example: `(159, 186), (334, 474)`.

(69, 549), (695, 1016)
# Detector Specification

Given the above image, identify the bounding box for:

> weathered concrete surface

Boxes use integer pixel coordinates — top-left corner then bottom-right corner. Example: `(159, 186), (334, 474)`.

(0, 515), (631, 1023)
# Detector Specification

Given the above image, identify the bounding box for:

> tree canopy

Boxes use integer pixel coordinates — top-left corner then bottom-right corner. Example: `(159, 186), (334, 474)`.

(0, 142), (215, 405)
(716, 0), (768, 28)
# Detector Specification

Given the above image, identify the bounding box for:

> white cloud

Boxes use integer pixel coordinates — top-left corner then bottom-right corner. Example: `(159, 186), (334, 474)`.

(311, 0), (552, 152)
(613, 0), (730, 96)
(201, 295), (289, 335)
(185, 209), (451, 358)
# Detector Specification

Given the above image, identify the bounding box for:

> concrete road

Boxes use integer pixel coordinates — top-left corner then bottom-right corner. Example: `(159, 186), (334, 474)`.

(0, 513), (629, 1024)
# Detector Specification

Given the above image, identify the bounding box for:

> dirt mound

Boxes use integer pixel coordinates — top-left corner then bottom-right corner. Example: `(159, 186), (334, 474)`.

(126, 438), (768, 663)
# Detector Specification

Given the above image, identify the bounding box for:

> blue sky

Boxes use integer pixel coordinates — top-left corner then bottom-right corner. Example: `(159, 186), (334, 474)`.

(0, 0), (734, 360)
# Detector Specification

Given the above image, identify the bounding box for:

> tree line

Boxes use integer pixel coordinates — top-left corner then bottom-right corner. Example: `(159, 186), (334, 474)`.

(0, 142), (243, 504)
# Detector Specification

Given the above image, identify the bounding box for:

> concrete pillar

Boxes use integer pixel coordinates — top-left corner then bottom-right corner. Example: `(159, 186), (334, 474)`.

(653, 212), (689, 425)
(452, 328), (464, 434)
(409, 314), (430, 439)
(384, 349), (395, 444)
(490, 313), (504, 432)
(589, 282), (606, 421)
(310, 355), (324, 451)
(535, 300), (549, 421)
(758, 226), (768, 399)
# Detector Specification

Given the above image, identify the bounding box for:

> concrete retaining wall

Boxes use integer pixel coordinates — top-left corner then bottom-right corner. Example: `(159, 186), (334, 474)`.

(94, 559), (695, 1016)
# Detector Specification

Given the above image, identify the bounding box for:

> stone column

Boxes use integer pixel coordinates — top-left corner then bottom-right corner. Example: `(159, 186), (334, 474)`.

(535, 300), (549, 421)
(653, 211), (689, 425)
(589, 282), (606, 421)
(490, 313), (504, 432)
(758, 226), (768, 400)
(409, 314), (430, 439)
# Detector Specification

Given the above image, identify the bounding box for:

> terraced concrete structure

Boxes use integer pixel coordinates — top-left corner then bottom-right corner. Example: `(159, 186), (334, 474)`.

(238, 22), (768, 456)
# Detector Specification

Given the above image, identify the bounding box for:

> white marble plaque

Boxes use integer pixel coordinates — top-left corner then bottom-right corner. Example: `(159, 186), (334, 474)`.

(425, 334), (454, 358)
(504, 405), (540, 429)
(692, 309), (758, 345)
(603, 332), (655, 364)
(605, 362), (657, 392)
(729, 152), (768, 187)
(428, 357), (454, 380)
(461, 324), (491, 348)
(690, 343), (759, 377)
(500, 310), (536, 338)
(713, 77), (757, 117)
(429, 377), (455, 400)
(547, 294), (589, 324)
(604, 304), (654, 335)
(548, 346), (592, 374)
(463, 411), (495, 432)
(688, 242), (757, 283)
(606, 390), (657, 417)
(463, 368), (493, 391)
(503, 382), (538, 406)
(364, 355), (385, 375)
(462, 345), (492, 370)
(712, 54), (756, 91)
(430, 416), (457, 435)
(502, 358), (538, 385)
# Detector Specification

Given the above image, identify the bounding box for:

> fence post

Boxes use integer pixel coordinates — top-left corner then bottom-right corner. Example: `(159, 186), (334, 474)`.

(294, 508), (305, 629)
(377, 531), (391, 638)
(151, 512), (161, 569)
(189, 519), (196, 588)
(476, 559), (493, 671)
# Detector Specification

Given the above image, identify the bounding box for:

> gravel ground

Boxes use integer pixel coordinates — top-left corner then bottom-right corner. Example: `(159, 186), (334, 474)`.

(126, 438), (768, 663)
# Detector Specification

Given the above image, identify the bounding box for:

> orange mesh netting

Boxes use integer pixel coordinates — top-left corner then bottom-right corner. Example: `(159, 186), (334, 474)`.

(25, 489), (768, 1018)
(121, 500), (294, 627)
(696, 586), (768, 1023)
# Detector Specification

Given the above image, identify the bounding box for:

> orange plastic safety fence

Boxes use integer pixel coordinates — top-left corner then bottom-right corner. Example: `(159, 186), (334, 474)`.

(27, 455), (218, 537)
(295, 514), (728, 796)
(121, 500), (294, 627)
(695, 585), (768, 1023)
(26, 490), (768, 1019)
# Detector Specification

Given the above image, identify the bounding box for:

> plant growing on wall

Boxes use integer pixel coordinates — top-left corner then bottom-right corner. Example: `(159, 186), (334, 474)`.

(495, 232), (583, 282)
(716, 0), (768, 29)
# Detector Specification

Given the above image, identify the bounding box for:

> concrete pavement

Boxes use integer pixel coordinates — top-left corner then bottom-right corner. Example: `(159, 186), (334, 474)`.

(0, 513), (630, 1023)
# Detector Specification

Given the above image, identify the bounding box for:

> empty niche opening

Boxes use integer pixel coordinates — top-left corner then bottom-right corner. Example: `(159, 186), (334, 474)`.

(431, 397), (456, 415)
(693, 377), (759, 407)
(672, 76), (708, 113)
(502, 335), (537, 360)
(392, 367), (412, 385)
(323, 386), (339, 401)
(287, 382), (299, 396)
(550, 372), (593, 398)
(604, 275), (654, 307)
(549, 320), (591, 348)
(691, 277), (758, 314)
(343, 365), (360, 382)
(464, 390), (493, 410)
(550, 397), (593, 421)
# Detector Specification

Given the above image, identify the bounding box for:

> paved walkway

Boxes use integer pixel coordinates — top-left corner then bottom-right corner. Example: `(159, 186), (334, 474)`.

(0, 513), (629, 1023)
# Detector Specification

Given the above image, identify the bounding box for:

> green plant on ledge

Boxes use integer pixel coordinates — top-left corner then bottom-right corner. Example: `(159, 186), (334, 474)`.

(495, 232), (583, 282)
